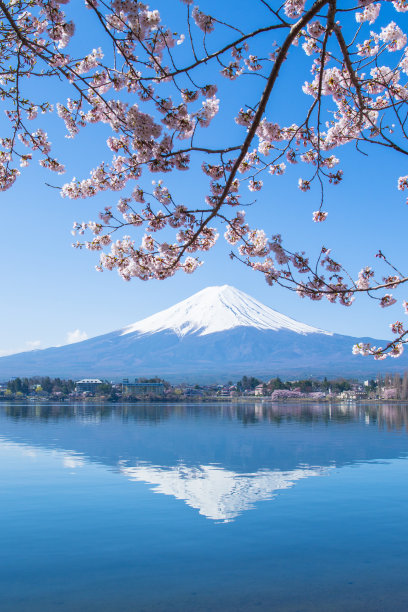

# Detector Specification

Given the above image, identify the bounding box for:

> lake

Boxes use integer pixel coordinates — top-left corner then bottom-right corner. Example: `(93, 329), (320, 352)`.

(1, 401), (408, 611)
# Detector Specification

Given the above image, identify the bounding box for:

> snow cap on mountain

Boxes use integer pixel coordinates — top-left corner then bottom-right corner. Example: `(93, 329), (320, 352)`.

(121, 285), (332, 338)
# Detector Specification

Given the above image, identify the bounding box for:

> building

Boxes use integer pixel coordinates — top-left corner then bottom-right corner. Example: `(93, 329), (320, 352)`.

(255, 384), (265, 396)
(122, 379), (165, 396)
(75, 379), (103, 393)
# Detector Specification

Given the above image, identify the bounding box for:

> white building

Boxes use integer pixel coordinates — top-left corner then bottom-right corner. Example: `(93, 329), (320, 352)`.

(255, 384), (264, 396)
(75, 379), (103, 393)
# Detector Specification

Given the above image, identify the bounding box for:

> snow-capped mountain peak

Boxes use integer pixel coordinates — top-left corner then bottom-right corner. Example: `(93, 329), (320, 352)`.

(121, 285), (331, 338)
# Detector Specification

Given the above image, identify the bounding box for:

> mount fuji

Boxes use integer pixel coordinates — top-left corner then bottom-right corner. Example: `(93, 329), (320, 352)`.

(0, 285), (404, 381)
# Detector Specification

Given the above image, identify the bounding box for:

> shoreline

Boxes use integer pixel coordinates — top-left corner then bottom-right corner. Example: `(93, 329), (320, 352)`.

(1, 396), (407, 405)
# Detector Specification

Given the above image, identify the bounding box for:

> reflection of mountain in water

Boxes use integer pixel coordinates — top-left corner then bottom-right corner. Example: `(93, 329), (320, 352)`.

(1, 402), (408, 521)
(120, 462), (327, 522)
(0, 435), (328, 522)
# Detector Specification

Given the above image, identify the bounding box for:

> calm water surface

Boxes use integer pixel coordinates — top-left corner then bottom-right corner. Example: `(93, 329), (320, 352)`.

(1, 401), (408, 611)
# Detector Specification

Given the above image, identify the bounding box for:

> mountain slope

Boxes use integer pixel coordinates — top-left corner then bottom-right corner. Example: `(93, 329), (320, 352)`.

(0, 285), (404, 381)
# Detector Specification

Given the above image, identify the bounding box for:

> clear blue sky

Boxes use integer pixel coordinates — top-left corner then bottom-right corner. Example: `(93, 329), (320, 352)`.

(0, 0), (406, 356)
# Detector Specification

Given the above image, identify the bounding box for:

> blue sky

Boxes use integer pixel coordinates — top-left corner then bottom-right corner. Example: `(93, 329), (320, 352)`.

(0, 0), (407, 356)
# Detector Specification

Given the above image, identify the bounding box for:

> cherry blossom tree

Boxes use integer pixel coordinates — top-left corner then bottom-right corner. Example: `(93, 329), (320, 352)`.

(1, 0), (408, 358)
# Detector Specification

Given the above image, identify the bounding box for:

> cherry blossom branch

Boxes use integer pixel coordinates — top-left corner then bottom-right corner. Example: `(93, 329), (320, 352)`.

(166, 0), (330, 269)
(2, 0), (408, 360)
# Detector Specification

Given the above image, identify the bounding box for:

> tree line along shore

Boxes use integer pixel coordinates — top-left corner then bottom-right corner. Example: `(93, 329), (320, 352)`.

(1, 374), (408, 402)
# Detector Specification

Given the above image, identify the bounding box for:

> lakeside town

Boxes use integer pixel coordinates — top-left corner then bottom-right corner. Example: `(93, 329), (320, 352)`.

(2, 373), (408, 402)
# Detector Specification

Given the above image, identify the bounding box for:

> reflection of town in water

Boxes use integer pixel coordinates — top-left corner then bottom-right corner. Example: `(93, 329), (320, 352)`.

(1, 402), (408, 522)
(4, 401), (408, 431)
